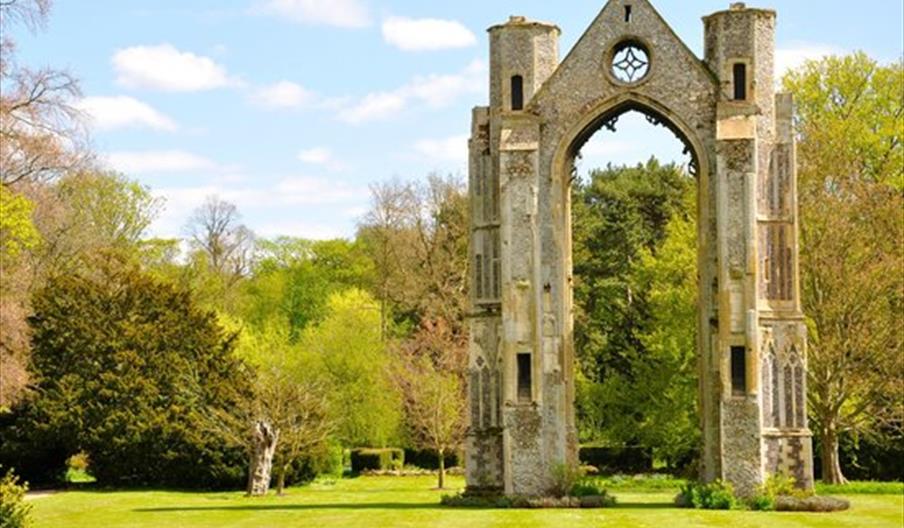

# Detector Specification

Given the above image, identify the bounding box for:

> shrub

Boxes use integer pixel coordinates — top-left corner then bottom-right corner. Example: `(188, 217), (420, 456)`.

(749, 473), (811, 511)
(549, 462), (584, 498)
(350, 448), (404, 473)
(0, 468), (32, 528)
(579, 446), (653, 475)
(675, 480), (739, 510)
(403, 448), (460, 470)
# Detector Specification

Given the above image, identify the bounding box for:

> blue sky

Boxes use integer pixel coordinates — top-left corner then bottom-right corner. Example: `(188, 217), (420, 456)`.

(12, 0), (903, 240)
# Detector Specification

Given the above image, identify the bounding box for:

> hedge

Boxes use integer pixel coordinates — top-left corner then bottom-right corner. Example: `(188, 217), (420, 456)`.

(350, 448), (404, 473)
(579, 446), (653, 475)
(403, 449), (460, 470)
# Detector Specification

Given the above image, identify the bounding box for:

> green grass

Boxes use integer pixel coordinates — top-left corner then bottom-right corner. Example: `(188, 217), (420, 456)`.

(816, 481), (904, 496)
(29, 475), (903, 528)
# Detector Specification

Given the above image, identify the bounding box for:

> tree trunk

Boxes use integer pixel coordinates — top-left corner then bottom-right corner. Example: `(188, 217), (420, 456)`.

(276, 462), (289, 496)
(437, 449), (445, 490)
(247, 420), (279, 496)
(821, 424), (848, 485)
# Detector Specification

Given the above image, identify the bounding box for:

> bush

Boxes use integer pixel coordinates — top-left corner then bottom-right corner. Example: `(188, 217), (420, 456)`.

(403, 449), (460, 470)
(675, 480), (739, 510)
(13, 258), (252, 489)
(549, 462), (584, 498)
(0, 468), (32, 528)
(749, 473), (811, 511)
(350, 448), (404, 473)
(579, 446), (652, 475)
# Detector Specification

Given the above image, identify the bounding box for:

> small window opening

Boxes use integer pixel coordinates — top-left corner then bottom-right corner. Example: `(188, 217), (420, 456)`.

(731, 346), (747, 395)
(625, 5), (633, 22)
(517, 353), (532, 402)
(511, 75), (524, 111)
(733, 63), (748, 101)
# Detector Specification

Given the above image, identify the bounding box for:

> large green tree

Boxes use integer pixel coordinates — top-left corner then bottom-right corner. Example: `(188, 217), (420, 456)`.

(784, 53), (904, 484)
(572, 159), (699, 467)
(5, 255), (252, 488)
(301, 289), (402, 448)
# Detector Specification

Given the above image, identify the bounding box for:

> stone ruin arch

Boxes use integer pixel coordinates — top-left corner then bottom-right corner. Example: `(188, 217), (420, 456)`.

(466, 0), (813, 496)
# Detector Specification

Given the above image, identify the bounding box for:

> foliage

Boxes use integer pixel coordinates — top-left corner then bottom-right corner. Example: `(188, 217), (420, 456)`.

(15, 255), (251, 488)
(674, 480), (740, 510)
(0, 467), (32, 528)
(0, 186), (40, 261)
(358, 174), (469, 336)
(572, 159), (698, 467)
(241, 238), (373, 338)
(219, 321), (335, 495)
(350, 449), (404, 473)
(784, 53), (904, 484)
(749, 474), (811, 511)
(549, 462), (585, 498)
(302, 289), (402, 448)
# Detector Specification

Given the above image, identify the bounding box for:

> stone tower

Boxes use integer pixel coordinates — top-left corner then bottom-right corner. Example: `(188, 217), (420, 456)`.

(466, 1), (814, 497)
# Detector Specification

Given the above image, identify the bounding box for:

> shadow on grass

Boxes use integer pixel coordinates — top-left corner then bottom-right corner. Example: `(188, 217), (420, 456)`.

(134, 502), (440, 513)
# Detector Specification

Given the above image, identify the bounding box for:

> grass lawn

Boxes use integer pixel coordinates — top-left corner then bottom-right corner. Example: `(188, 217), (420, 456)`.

(29, 475), (903, 528)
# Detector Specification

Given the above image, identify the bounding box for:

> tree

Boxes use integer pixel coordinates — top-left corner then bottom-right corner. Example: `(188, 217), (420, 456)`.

(183, 196), (255, 312)
(783, 53), (904, 484)
(0, 186), (39, 409)
(215, 322), (335, 496)
(572, 159), (696, 460)
(9, 254), (252, 488)
(302, 289), (402, 448)
(241, 237), (373, 339)
(358, 174), (469, 337)
(393, 319), (467, 489)
(1, 0), (89, 187)
(1, 171), (161, 409)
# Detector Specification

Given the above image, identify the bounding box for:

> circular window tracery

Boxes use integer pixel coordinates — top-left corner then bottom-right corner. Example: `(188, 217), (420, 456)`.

(610, 41), (650, 84)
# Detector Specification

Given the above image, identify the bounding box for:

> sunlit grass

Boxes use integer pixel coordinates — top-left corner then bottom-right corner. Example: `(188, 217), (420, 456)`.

(28, 475), (903, 528)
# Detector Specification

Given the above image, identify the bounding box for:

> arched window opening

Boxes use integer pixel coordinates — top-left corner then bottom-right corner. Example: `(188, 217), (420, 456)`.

(733, 63), (748, 101)
(511, 75), (524, 111)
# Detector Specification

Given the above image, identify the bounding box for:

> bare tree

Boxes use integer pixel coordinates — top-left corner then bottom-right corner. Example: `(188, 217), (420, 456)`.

(358, 175), (469, 336)
(186, 195), (256, 279)
(394, 318), (467, 489)
(1, 0), (90, 187)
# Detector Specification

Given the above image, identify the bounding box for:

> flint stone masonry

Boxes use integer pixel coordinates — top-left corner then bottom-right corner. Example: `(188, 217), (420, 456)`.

(467, 0), (814, 497)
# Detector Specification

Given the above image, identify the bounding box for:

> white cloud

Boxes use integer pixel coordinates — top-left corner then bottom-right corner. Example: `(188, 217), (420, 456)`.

(414, 134), (468, 163)
(250, 81), (315, 108)
(337, 59), (486, 124)
(255, 0), (370, 28)
(113, 44), (235, 92)
(338, 92), (407, 124)
(382, 16), (476, 51)
(775, 43), (844, 77)
(297, 147), (347, 171)
(105, 150), (219, 174)
(76, 96), (177, 131)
